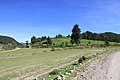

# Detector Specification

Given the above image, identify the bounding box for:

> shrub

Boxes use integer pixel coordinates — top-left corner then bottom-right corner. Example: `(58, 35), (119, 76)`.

(78, 56), (86, 64)
(82, 56), (86, 61)
(49, 69), (59, 75)
(78, 58), (83, 63)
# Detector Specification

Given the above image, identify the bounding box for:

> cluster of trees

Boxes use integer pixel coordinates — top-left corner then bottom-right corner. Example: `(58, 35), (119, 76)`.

(82, 31), (120, 42)
(55, 34), (63, 38)
(30, 36), (52, 48)
(29, 24), (80, 48)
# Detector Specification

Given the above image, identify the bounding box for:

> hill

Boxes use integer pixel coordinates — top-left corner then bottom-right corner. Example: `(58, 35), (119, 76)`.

(0, 35), (22, 50)
(30, 32), (120, 48)
(82, 31), (120, 42)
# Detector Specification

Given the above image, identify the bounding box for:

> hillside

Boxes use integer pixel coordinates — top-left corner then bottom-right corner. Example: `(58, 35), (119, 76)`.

(51, 38), (120, 47)
(30, 32), (120, 48)
(0, 35), (22, 50)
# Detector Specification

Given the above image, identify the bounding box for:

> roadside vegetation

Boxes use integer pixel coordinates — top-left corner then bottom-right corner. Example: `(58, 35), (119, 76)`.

(41, 47), (120, 80)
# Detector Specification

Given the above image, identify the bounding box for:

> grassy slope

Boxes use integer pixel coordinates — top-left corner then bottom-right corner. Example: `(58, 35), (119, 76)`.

(52, 38), (120, 46)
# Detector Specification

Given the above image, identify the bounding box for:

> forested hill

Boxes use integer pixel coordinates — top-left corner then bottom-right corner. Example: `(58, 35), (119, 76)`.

(0, 35), (19, 45)
(82, 31), (120, 42)
(0, 35), (22, 49)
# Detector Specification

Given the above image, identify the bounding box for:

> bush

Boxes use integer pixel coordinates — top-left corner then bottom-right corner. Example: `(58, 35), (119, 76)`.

(82, 56), (86, 61)
(78, 56), (86, 64)
(49, 69), (59, 75)
(78, 58), (83, 63)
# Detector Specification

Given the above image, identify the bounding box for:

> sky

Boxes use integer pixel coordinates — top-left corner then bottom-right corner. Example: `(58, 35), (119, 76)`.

(0, 0), (120, 42)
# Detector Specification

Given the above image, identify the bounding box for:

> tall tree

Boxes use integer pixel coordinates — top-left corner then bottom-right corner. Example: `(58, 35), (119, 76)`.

(31, 36), (36, 44)
(26, 41), (29, 48)
(71, 24), (81, 44)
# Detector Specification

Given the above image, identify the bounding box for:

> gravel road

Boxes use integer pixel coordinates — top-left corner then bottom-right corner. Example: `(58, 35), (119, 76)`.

(74, 52), (120, 80)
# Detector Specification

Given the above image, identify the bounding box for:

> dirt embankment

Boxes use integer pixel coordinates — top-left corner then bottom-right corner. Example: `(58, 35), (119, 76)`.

(74, 52), (120, 80)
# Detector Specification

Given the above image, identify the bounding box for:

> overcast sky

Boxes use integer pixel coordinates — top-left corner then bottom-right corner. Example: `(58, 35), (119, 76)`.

(0, 0), (120, 42)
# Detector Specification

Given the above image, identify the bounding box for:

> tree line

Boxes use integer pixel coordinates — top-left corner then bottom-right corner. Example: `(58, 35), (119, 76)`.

(82, 31), (120, 42)
(29, 24), (120, 48)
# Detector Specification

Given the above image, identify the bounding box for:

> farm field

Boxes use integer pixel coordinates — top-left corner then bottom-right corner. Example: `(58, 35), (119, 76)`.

(0, 46), (120, 80)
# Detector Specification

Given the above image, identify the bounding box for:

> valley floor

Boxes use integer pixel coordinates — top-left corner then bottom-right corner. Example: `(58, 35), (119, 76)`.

(0, 47), (119, 80)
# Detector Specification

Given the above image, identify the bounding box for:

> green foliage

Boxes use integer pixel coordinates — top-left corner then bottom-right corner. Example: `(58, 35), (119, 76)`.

(26, 41), (29, 48)
(31, 36), (37, 44)
(30, 36), (53, 48)
(82, 31), (93, 40)
(41, 36), (47, 41)
(78, 56), (86, 64)
(71, 24), (81, 44)
(31, 43), (41, 48)
(105, 41), (109, 47)
(47, 36), (52, 45)
(65, 42), (68, 47)
(55, 34), (63, 38)
(82, 31), (120, 42)
(49, 69), (59, 75)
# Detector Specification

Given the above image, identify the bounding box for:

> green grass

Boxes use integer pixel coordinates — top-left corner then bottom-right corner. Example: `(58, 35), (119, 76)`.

(0, 47), (108, 79)
(0, 39), (120, 80)
(52, 38), (120, 47)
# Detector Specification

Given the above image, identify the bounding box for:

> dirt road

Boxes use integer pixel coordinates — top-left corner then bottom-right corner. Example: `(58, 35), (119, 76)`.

(74, 52), (120, 80)
(106, 52), (120, 80)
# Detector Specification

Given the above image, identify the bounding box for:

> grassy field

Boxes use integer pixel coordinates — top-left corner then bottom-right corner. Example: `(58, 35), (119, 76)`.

(52, 38), (120, 47)
(0, 46), (119, 80)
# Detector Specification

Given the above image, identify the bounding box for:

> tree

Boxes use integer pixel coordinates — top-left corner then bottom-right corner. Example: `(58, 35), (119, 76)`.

(92, 33), (99, 40)
(82, 31), (93, 40)
(26, 41), (29, 48)
(71, 24), (81, 44)
(47, 36), (52, 45)
(105, 40), (109, 47)
(31, 36), (36, 44)
(41, 36), (47, 41)
(81, 31), (120, 43)
(55, 34), (63, 38)
(67, 35), (70, 38)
